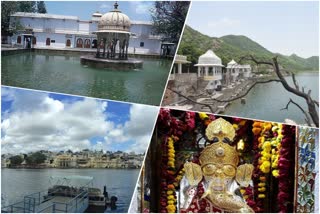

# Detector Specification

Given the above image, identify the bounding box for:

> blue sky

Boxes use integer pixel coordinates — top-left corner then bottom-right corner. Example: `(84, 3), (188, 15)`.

(1, 86), (158, 154)
(45, 1), (154, 21)
(187, 1), (319, 58)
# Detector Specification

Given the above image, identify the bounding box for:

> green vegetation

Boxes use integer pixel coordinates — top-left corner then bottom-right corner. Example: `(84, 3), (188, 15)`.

(1, 1), (47, 35)
(25, 152), (46, 165)
(178, 25), (319, 72)
(151, 1), (190, 43)
(9, 155), (24, 166)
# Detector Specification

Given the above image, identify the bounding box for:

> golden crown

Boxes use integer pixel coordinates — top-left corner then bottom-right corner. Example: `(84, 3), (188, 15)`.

(199, 142), (239, 168)
(200, 118), (238, 168)
(205, 118), (235, 142)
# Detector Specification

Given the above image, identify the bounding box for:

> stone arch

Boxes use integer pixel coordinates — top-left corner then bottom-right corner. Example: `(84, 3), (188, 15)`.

(76, 38), (83, 48)
(66, 39), (71, 47)
(92, 39), (97, 48)
(17, 36), (21, 44)
(84, 39), (91, 48)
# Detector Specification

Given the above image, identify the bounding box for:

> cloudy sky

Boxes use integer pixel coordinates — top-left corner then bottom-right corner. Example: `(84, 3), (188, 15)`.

(45, 1), (154, 21)
(187, 1), (319, 58)
(1, 87), (159, 155)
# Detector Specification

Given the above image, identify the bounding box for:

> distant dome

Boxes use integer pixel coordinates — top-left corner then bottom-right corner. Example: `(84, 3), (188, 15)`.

(98, 2), (131, 32)
(227, 59), (237, 66)
(92, 11), (102, 17)
(198, 50), (222, 66)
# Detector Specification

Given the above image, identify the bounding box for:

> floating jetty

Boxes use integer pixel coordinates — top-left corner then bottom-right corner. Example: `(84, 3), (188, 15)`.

(1, 176), (117, 213)
(2, 190), (89, 213)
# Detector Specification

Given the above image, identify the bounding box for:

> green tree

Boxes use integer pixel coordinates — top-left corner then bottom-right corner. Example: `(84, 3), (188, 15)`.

(151, 1), (190, 43)
(17, 1), (36, 13)
(26, 152), (46, 165)
(37, 1), (47, 13)
(1, 1), (39, 36)
(9, 155), (24, 166)
(1, 1), (18, 35)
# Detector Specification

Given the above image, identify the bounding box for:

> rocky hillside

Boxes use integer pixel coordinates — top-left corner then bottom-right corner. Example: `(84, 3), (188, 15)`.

(178, 25), (319, 72)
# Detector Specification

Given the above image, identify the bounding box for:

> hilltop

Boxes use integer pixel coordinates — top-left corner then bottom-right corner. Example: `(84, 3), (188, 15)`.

(178, 25), (319, 72)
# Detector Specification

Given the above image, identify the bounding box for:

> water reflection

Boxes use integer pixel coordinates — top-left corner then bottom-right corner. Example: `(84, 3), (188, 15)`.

(2, 53), (172, 105)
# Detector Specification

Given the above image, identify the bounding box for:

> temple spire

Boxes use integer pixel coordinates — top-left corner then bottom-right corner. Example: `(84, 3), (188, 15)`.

(114, 1), (118, 10)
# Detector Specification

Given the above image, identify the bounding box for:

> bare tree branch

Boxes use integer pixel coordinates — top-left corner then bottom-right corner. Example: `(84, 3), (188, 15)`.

(291, 73), (299, 91)
(167, 54), (319, 127)
(281, 98), (312, 126)
(238, 55), (274, 66)
(237, 55), (318, 127)
(166, 88), (214, 112)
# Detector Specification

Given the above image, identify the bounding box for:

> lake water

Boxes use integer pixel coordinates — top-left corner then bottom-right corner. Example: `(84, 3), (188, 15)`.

(225, 72), (319, 125)
(1, 168), (140, 213)
(1, 52), (172, 105)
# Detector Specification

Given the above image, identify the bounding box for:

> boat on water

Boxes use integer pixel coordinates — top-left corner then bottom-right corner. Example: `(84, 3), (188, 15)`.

(47, 175), (118, 212)
(1, 175), (117, 213)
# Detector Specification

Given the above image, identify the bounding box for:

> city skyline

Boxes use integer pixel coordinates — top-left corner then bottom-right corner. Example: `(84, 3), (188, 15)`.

(187, 1), (319, 58)
(1, 87), (159, 155)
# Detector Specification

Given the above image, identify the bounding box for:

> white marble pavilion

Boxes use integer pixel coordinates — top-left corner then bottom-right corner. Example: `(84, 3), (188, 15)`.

(195, 50), (224, 90)
(169, 55), (191, 80)
(226, 59), (252, 82)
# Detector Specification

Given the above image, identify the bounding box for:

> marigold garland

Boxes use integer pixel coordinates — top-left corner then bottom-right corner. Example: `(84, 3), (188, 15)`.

(166, 136), (177, 213)
(270, 123), (283, 178)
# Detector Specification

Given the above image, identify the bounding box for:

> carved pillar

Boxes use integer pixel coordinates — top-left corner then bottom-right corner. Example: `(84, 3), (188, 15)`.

(96, 36), (101, 58)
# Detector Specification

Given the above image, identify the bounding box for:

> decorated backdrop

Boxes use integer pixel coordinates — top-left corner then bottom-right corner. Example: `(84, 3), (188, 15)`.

(140, 108), (302, 213)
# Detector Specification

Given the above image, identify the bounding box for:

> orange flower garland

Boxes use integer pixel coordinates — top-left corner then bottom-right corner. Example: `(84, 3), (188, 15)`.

(271, 123), (283, 178)
(166, 136), (176, 213)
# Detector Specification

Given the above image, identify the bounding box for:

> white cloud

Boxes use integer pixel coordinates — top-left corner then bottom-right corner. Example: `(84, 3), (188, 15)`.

(130, 1), (152, 15)
(123, 105), (159, 153)
(1, 93), (109, 154)
(207, 18), (240, 28)
(1, 89), (159, 155)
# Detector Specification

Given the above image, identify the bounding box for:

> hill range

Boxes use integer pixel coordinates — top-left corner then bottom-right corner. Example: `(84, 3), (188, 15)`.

(178, 25), (319, 72)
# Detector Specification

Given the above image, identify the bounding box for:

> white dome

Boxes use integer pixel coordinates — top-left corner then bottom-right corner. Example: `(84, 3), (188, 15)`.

(98, 2), (131, 32)
(198, 50), (222, 65)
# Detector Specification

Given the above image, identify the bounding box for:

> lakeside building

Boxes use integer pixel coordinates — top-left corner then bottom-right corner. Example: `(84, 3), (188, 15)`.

(194, 50), (224, 90)
(8, 10), (166, 55)
(169, 55), (191, 80)
(226, 59), (252, 83)
(162, 50), (253, 107)
(2, 150), (144, 169)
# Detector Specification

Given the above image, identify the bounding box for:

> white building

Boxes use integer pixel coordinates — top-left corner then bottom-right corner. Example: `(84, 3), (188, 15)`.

(195, 50), (224, 90)
(169, 54), (191, 80)
(226, 59), (252, 81)
(9, 11), (163, 54)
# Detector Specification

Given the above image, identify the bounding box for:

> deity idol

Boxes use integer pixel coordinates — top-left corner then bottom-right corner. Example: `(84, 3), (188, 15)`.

(179, 118), (254, 213)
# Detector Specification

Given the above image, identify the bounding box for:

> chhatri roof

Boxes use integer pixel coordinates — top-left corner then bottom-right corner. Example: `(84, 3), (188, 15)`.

(98, 2), (131, 33)
(195, 50), (223, 67)
(175, 55), (191, 64)
(227, 59), (237, 66)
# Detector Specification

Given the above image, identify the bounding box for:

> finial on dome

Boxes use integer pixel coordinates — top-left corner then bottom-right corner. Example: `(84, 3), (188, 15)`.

(114, 1), (118, 10)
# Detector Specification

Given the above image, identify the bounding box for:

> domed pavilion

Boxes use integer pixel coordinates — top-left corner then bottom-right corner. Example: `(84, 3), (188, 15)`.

(95, 2), (131, 59)
(195, 50), (224, 89)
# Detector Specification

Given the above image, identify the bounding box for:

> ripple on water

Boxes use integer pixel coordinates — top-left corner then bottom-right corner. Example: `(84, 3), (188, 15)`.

(1, 53), (172, 105)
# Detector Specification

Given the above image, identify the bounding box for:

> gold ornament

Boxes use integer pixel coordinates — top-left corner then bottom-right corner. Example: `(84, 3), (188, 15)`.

(236, 163), (254, 187)
(205, 118), (235, 142)
(184, 162), (203, 186)
(199, 142), (239, 169)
